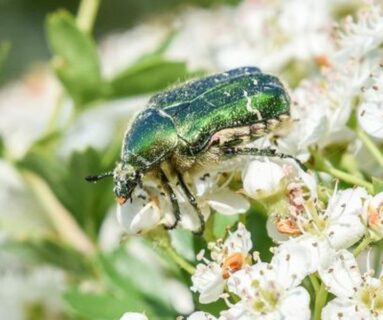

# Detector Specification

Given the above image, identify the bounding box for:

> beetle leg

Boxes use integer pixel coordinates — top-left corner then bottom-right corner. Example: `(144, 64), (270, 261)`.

(222, 146), (306, 171)
(158, 170), (181, 230)
(176, 172), (205, 235)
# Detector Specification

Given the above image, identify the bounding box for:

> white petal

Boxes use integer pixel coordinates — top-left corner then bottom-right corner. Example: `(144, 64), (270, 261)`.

(327, 187), (367, 222)
(318, 250), (362, 299)
(242, 160), (286, 200)
(191, 263), (225, 304)
(271, 239), (313, 289)
(227, 263), (271, 298)
(207, 190), (250, 215)
(187, 311), (218, 320)
(326, 188), (368, 249)
(120, 312), (148, 320)
(224, 223), (253, 256)
(220, 301), (255, 320)
(279, 287), (311, 320)
(279, 235), (335, 275)
(321, 299), (372, 320)
(358, 100), (383, 140)
(117, 197), (161, 235)
(326, 214), (365, 249)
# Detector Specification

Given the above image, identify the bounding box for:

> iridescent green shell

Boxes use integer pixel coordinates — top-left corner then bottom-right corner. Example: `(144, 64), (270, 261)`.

(122, 67), (290, 170)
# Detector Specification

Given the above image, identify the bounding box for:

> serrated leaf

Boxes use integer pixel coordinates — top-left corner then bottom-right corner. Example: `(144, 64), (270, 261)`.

(107, 56), (191, 98)
(46, 10), (103, 106)
(373, 177), (383, 194)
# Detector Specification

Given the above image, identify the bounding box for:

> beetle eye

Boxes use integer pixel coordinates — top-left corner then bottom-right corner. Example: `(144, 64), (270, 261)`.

(116, 196), (128, 205)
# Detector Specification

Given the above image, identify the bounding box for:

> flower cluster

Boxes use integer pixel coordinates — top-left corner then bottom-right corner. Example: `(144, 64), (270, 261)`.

(114, 2), (383, 319)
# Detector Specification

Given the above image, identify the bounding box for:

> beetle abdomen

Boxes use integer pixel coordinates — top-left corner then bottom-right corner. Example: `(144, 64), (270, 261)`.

(169, 70), (290, 154)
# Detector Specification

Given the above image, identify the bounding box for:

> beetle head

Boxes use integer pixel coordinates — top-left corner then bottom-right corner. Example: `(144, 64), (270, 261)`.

(85, 162), (140, 205)
(112, 162), (139, 205)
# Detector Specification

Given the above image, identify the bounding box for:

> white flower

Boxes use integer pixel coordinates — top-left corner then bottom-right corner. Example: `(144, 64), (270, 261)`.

(268, 187), (368, 271)
(222, 243), (312, 320)
(0, 69), (59, 158)
(362, 192), (383, 240)
(191, 223), (252, 303)
(358, 71), (383, 140)
(120, 312), (148, 320)
(320, 249), (383, 319)
(187, 311), (218, 320)
(191, 170), (250, 218)
(242, 160), (286, 200)
(117, 179), (164, 235)
(336, 4), (383, 61)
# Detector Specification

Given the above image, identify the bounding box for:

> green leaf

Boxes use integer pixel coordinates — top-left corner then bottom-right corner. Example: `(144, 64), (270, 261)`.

(0, 42), (10, 77)
(373, 177), (383, 194)
(213, 214), (239, 239)
(46, 10), (102, 106)
(64, 288), (134, 320)
(98, 246), (175, 316)
(18, 147), (116, 238)
(247, 205), (273, 262)
(64, 247), (176, 319)
(107, 56), (192, 98)
(6, 239), (93, 277)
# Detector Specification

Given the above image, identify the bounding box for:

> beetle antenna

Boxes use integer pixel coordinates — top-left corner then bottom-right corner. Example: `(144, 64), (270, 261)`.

(85, 171), (114, 182)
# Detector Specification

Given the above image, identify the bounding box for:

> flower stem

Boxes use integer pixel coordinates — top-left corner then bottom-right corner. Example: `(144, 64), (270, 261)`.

(76, 0), (101, 33)
(353, 236), (372, 257)
(310, 148), (374, 193)
(324, 164), (374, 193)
(22, 170), (96, 255)
(163, 243), (196, 275)
(356, 125), (383, 169)
(309, 274), (320, 293)
(313, 282), (328, 320)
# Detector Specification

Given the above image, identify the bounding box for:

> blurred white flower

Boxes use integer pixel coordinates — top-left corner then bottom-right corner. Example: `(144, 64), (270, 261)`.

(0, 160), (50, 239)
(0, 68), (59, 158)
(320, 249), (383, 319)
(191, 223), (252, 303)
(120, 312), (148, 320)
(0, 261), (66, 320)
(336, 4), (383, 60)
(222, 242), (312, 320)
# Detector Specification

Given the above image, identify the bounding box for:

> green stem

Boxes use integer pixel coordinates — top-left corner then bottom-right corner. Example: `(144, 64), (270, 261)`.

(76, 0), (101, 33)
(163, 244), (196, 275)
(313, 282), (328, 320)
(356, 126), (383, 169)
(311, 148), (374, 193)
(324, 164), (374, 193)
(353, 236), (372, 257)
(309, 274), (320, 294)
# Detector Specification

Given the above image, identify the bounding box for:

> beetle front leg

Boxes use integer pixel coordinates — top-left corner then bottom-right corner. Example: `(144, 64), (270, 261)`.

(158, 170), (181, 230)
(176, 172), (205, 235)
(222, 146), (306, 171)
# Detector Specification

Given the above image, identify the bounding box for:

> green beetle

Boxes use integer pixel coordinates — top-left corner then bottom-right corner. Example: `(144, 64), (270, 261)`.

(86, 66), (293, 233)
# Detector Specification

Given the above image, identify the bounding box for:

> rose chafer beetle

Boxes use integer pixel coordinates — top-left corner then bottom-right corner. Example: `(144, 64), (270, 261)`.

(86, 66), (295, 233)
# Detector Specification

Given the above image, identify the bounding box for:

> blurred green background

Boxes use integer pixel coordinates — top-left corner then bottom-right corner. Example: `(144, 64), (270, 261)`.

(0, 0), (238, 84)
